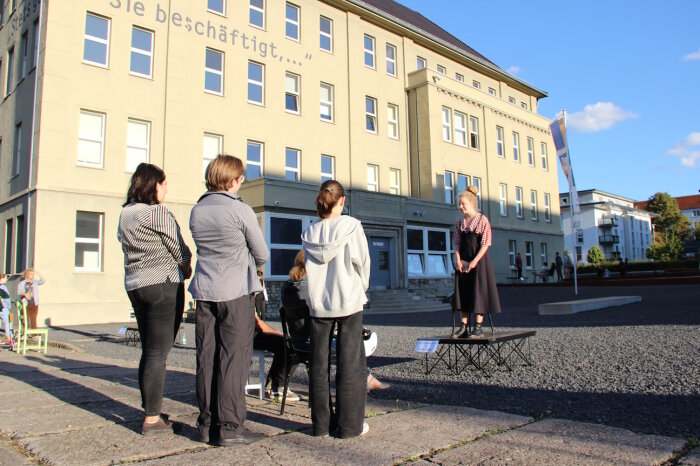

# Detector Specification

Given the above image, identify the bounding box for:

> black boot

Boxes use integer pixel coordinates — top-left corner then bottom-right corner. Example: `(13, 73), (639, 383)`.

(471, 324), (484, 338)
(451, 324), (469, 339)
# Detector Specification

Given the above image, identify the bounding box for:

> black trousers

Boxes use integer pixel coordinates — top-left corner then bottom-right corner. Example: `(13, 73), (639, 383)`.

(127, 282), (184, 417)
(196, 294), (255, 439)
(310, 312), (366, 438)
(253, 332), (297, 392)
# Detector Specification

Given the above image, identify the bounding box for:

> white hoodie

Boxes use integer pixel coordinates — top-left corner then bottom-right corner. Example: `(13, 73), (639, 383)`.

(301, 215), (370, 318)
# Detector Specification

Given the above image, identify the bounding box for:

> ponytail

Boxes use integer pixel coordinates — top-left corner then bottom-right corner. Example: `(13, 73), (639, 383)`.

(315, 180), (345, 218)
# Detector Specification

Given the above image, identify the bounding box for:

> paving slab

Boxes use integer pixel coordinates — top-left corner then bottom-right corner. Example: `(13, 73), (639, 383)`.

(0, 437), (33, 465)
(538, 296), (641, 315)
(428, 418), (685, 465)
(681, 447), (700, 466)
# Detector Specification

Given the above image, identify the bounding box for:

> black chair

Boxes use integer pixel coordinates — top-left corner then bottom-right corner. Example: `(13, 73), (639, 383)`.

(278, 306), (311, 415)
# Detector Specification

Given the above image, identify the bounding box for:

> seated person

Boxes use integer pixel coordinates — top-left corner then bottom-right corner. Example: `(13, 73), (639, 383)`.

(537, 264), (549, 281)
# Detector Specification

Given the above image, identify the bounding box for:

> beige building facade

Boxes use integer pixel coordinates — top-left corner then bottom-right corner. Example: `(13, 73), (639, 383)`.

(0, 0), (563, 325)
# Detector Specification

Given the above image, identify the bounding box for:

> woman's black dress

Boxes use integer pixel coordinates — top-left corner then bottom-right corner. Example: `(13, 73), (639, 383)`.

(454, 227), (501, 315)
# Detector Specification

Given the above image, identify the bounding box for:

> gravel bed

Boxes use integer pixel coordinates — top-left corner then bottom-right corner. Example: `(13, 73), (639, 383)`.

(45, 284), (700, 439)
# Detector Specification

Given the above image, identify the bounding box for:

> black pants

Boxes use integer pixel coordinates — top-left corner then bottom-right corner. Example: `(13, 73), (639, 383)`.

(127, 282), (184, 417)
(253, 332), (297, 392)
(196, 294), (255, 439)
(310, 312), (366, 438)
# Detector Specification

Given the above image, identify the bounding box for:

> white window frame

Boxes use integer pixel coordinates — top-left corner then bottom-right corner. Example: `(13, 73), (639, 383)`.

(125, 118), (151, 173)
(367, 164), (379, 192)
(444, 171), (454, 205)
(416, 56), (426, 69)
(285, 2), (300, 41)
(129, 26), (153, 79)
(249, 0), (265, 29)
(389, 168), (400, 195)
(512, 131), (520, 162)
(75, 211), (104, 272)
(453, 111), (467, 147)
(20, 31), (28, 79)
(363, 34), (375, 69)
(246, 140), (264, 179)
(499, 183), (508, 216)
(436, 64), (446, 74)
(472, 80), (481, 89)
(83, 13), (110, 68)
(544, 193), (551, 222)
(455, 73), (464, 82)
(407, 227), (452, 278)
(527, 136), (534, 167)
(540, 242), (548, 267)
(12, 122), (21, 176)
(387, 103), (399, 139)
(386, 43), (397, 76)
(525, 241), (534, 270)
(473, 177), (482, 211)
(77, 110), (105, 169)
(5, 46), (14, 96)
(496, 126), (504, 157)
(264, 212), (318, 279)
(456, 173), (470, 198)
(515, 186), (523, 218)
(321, 154), (335, 182)
(488, 87), (496, 96)
(541, 142), (549, 170)
(319, 16), (333, 53)
(33, 19), (40, 68)
(442, 107), (452, 142)
(207, 0), (226, 16)
(365, 96), (377, 134)
(202, 132), (223, 180)
(284, 71), (300, 114)
(521, 101), (528, 110)
(509, 96), (516, 104)
(320, 82), (334, 122)
(469, 115), (479, 149)
(285, 147), (300, 181)
(530, 190), (538, 220)
(508, 240), (516, 267)
(204, 48), (224, 95)
(247, 60), (264, 105)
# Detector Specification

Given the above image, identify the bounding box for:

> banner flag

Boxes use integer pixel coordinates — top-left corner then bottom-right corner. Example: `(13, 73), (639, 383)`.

(550, 114), (580, 216)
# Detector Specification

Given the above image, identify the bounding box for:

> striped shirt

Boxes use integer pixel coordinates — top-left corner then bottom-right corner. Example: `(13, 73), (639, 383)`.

(453, 213), (492, 250)
(188, 191), (269, 302)
(117, 203), (192, 291)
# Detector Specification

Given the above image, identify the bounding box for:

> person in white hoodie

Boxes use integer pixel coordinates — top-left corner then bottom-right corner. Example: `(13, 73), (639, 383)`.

(302, 180), (370, 439)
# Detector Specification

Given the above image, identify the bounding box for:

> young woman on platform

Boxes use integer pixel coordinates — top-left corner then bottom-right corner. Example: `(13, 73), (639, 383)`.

(452, 186), (501, 338)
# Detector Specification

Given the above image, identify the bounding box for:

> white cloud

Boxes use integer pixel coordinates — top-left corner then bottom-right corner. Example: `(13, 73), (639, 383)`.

(683, 48), (700, 61)
(506, 65), (521, 74)
(666, 132), (700, 167)
(566, 102), (638, 132)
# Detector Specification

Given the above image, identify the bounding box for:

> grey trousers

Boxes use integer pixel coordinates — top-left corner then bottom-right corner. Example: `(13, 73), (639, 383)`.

(195, 294), (255, 438)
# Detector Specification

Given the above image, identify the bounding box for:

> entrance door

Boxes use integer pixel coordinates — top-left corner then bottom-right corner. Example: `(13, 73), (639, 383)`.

(368, 237), (391, 289)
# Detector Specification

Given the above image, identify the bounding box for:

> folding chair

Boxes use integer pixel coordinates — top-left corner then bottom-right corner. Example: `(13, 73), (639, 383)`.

(245, 349), (267, 400)
(278, 306), (310, 415)
(15, 300), (48, 355)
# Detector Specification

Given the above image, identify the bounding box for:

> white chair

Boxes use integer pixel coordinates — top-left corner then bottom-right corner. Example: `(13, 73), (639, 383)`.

(245, 349), (267, 400)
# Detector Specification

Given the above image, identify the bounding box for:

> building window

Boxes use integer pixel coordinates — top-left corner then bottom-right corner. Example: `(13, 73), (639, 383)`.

(488, 87), (496, 96)
(319, 16), (333, 52)
(75, 211), (103, 272)
(540, 243), (548, 267)
(204, 48), (224, 95)
(247, 60), (264, 104)
(512, 131), (520, 162)
(387, 103), (399, 139)
(576, 246), (582, 262)
(267, 214), (316, 277)
(576, 230), (583, 244)
(496, 126), (504, 157)
(530, 190), (538, 220)
(33, 19), (40, 68)
(130, 27), (153, 78)
(527, 137), (534, 166)
(473, 177), (482, 211)
(83, 13), (110, 67)
(455, 73), (464, 82)
(365, 96), (377, 133)
(4, 219), (13, 273)
(202, 132), (223, 179)
(456, 174), (470, 196)
(364, 34), (375, 68)
(541, 142), (548, 170)
(207, 0), (225, 15)
(320, 82), (333, 122)
(20, 31), (28, 79)
(386, 43), (396, 76)
(544, 193), (551, 222)
(15, 215), (25, 272)
(416, 56), (426, 69)
(12, 122), (21, 176)
(77, 111), (104, 168)
(509, 96), (516, 104)
(472, 80), (480, 89)
(5, 46), (14, 95)
(515, 187), (523, 218)
(442, 107), (452, 142)
(444, 171), (454, 205)
(469, 116), (479, 149)
(249, 0), (265, 29)
(521, 101), (528, 109)
(454, 111), (467, 146)
(367, 164), (379, 192)
(436, 64), (446, 74)
(285, 72), (300, 113)
(508, 240), (516, 267)
(285, 147), (300, 181)
(285, 3), (300, 40)
(389, 168), (400, 195)
(321, 154), (334, 182)
(499, 183), (507, 216)
(407, 228), (452, 277)
(246, 140), (263, 179)
(525, 242), (533, 269)
(126, 119), (150, 173)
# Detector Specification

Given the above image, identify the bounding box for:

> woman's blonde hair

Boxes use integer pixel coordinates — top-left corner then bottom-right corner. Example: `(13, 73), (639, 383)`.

(205, 154), (243, 191)
(21, 268), (35, 278)
(289, 250), (306, 281)
(458, 185), (479, 209)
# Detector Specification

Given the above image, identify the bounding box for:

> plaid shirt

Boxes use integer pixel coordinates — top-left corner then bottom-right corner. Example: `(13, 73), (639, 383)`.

(453, 213), (492, 251)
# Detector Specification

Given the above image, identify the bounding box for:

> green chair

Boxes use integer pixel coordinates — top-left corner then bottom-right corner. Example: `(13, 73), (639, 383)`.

(15, 300), (48, 355)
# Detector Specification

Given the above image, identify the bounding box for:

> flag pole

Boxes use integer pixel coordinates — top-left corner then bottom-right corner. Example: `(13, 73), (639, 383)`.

(562, 109), (578, 296)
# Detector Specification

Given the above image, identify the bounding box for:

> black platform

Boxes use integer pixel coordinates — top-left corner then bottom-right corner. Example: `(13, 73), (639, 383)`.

(418, 330), (536, 376)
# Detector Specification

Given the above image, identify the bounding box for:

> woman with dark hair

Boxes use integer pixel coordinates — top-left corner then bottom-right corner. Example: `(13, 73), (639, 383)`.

(302, 180), (371, 439)
(117, 163), (192, 435)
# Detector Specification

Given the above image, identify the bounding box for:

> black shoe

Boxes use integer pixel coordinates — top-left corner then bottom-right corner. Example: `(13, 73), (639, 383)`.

(199, 425), (218, 444)
(216, 428), (266, 446)
(470, 325), (484, 337)
(451, 325), (469, 339)
(142, 416), (174, 436)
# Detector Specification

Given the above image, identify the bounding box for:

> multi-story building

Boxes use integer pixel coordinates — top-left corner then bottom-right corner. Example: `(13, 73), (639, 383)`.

(560, 189), (653, 263)
(0, 0), (562, 325)
(635, 194), (700, 234)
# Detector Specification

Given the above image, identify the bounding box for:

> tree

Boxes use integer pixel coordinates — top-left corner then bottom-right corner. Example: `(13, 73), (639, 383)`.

(646, 192), (691, 240)
(587, 245), (603, 265)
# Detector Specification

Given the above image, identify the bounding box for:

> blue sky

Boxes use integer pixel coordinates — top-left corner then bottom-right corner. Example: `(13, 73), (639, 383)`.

(399, 0), (700, 201)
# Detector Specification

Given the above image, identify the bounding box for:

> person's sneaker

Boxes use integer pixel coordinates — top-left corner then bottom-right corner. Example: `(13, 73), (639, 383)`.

(216, 428), (266, 446)
(451, 325), (469, 339)
(266, 389), (300, 402)
(470, 325), (484, 337)
(142, 417), (174, 436)
(361, 422), (369, 436)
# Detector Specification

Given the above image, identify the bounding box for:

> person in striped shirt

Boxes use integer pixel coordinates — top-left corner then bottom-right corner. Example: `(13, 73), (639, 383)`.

(117, 163), (192, 436)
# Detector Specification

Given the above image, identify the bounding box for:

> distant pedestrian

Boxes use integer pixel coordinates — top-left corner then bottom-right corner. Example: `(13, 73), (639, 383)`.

(515, 252), (523, 281)
(0, 274), (12, 344)
(563, 253), (573, 279)
(555, 252), (563, 283)
(17, 269), (45, 329)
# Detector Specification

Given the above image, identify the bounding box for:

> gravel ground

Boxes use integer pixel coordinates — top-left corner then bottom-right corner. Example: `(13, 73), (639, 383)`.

(44, 283), (700, 439)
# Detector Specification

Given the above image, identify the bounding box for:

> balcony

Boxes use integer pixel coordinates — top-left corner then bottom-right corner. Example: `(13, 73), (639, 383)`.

(598, 217), (618, 228)
(599, 235), (620, 244)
